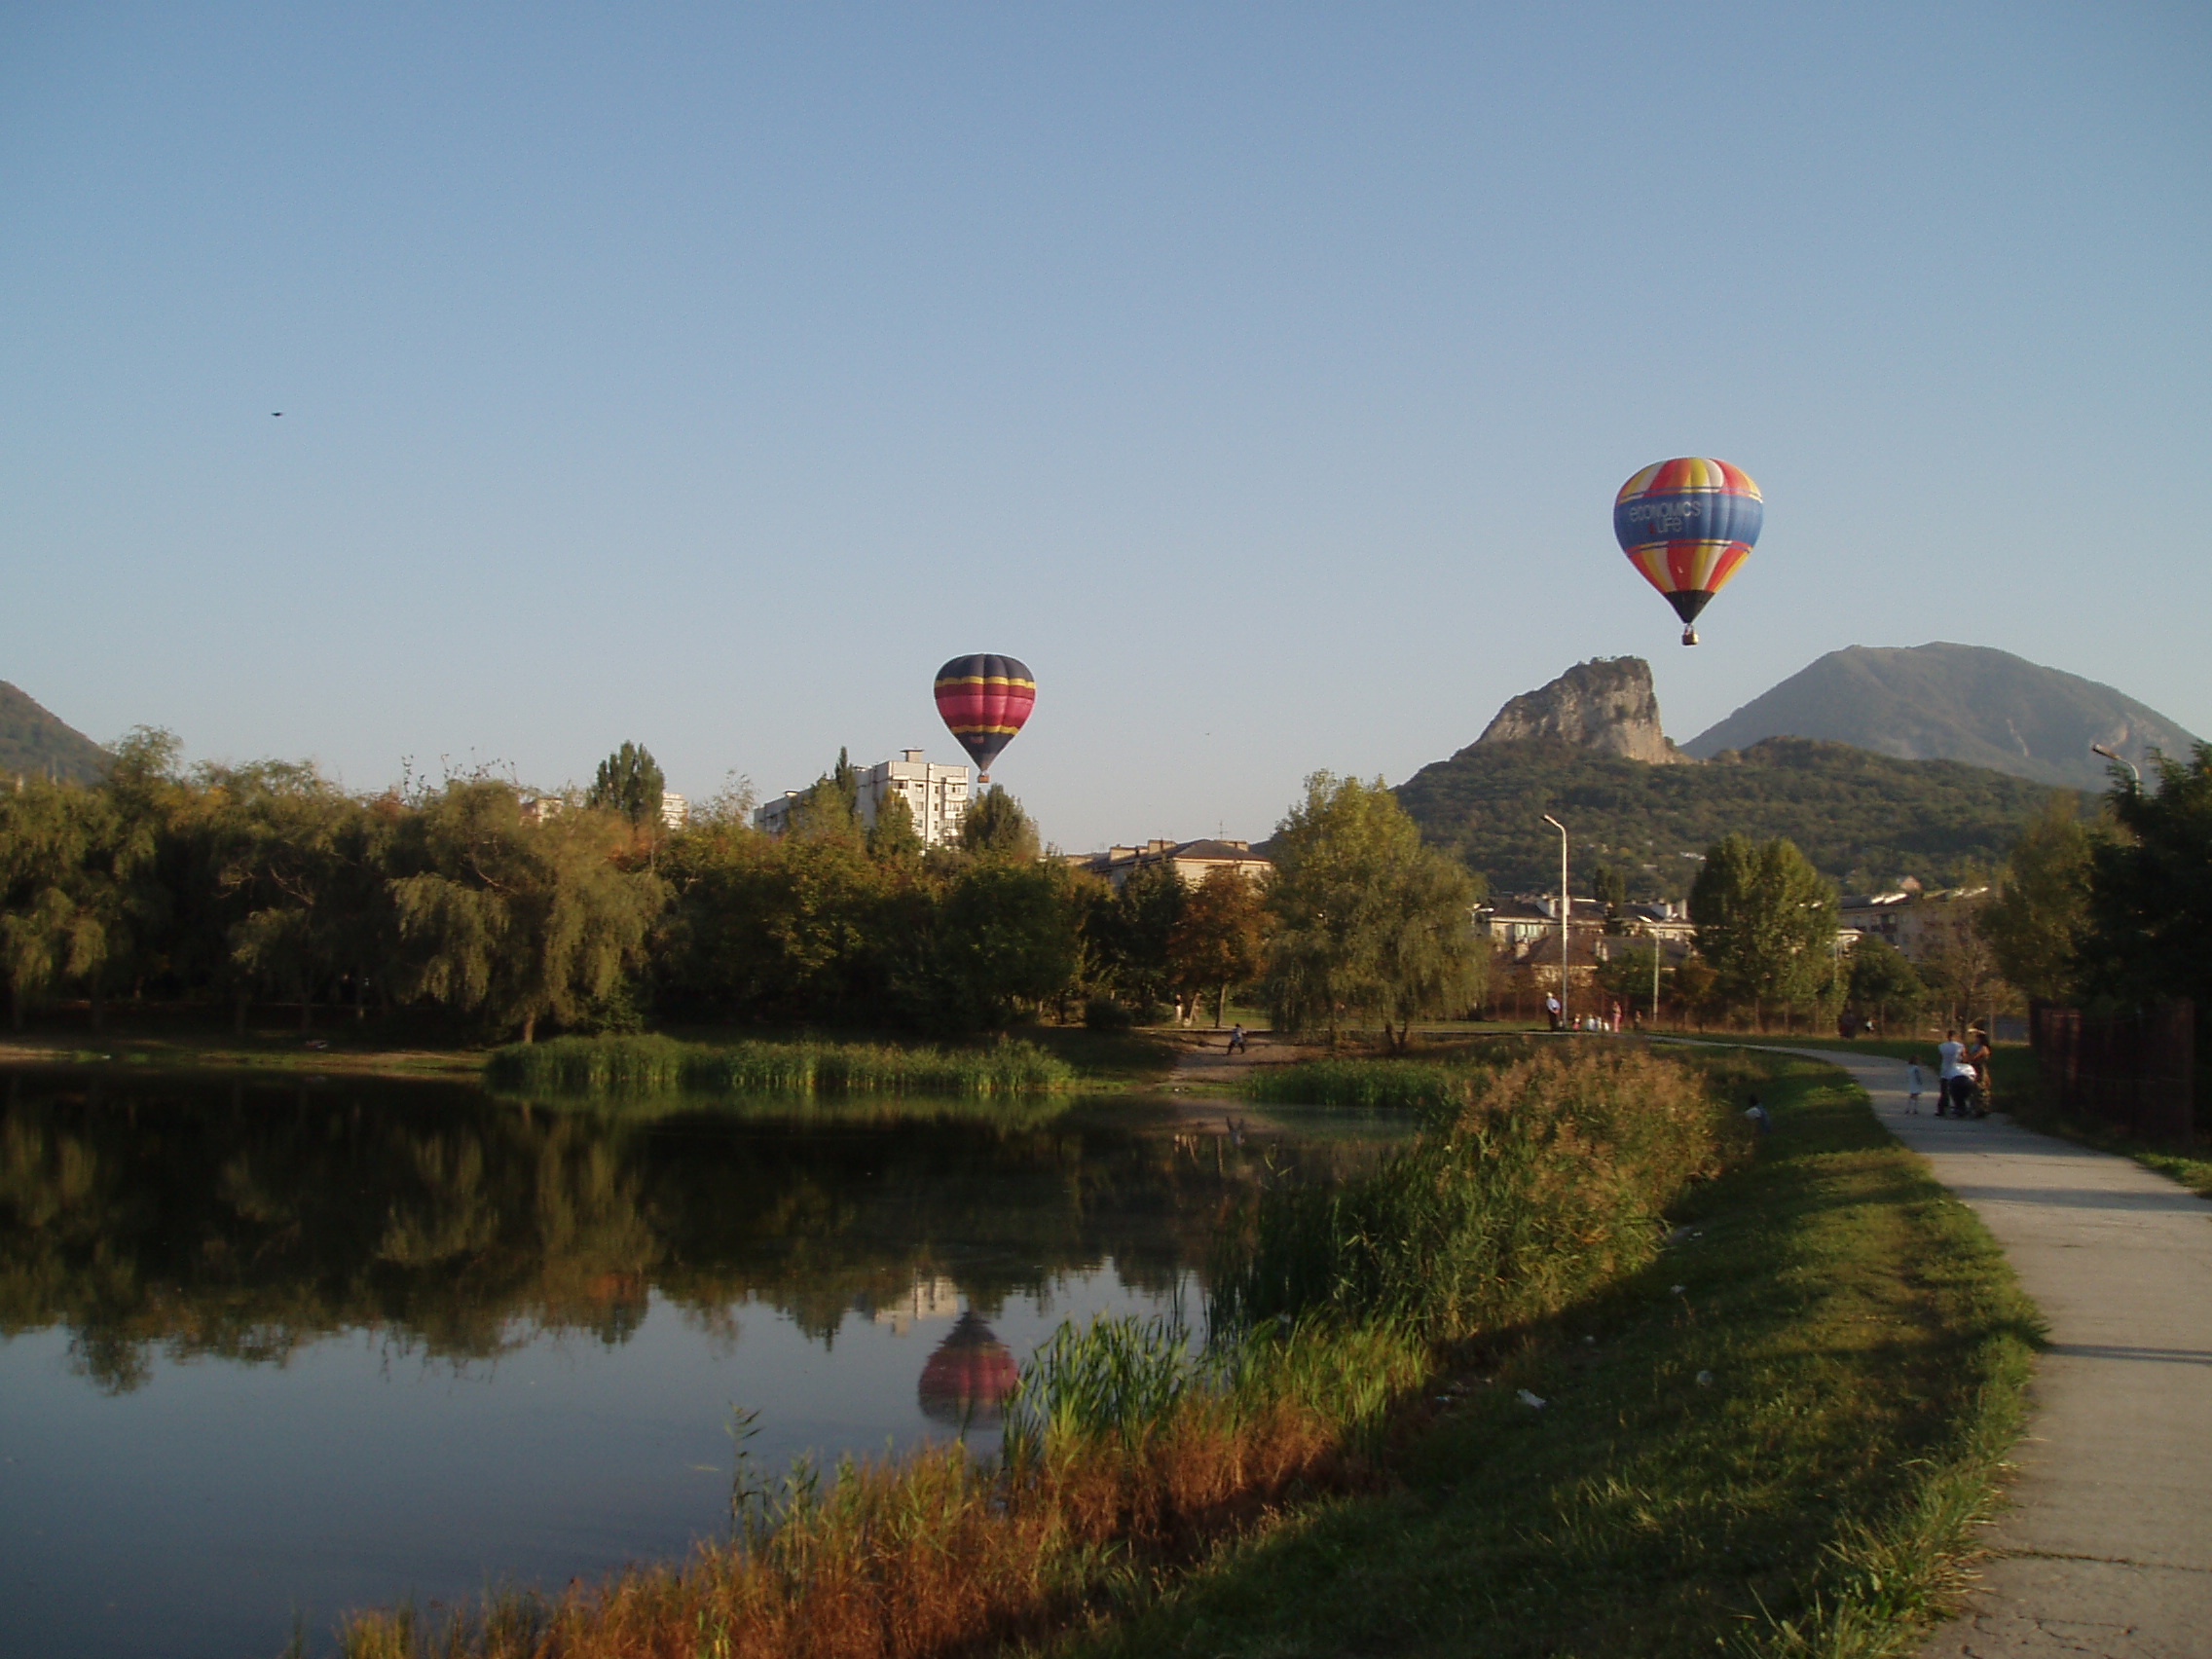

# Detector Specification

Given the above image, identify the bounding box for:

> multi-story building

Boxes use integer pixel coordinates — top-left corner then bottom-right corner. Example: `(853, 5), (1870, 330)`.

(755, 750), (973, 848)
(660, 792), (688, 831)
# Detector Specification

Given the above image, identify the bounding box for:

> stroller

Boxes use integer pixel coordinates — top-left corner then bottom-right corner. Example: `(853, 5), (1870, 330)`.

(1952, 1062), (1990, 1120)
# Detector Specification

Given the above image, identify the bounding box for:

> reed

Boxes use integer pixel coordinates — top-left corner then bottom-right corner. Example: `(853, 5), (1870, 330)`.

(1213, 1046), (1742, 1340)
(484, 1034), (1081, 1097)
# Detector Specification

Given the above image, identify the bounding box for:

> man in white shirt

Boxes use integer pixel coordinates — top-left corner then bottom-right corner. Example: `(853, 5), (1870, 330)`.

(1936, 1029), (1967, 1117)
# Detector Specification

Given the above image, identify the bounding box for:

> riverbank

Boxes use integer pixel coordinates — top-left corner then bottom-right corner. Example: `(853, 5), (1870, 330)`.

(1051, 1049), (2039, 1659)
(324, 1044), (2035, 1659)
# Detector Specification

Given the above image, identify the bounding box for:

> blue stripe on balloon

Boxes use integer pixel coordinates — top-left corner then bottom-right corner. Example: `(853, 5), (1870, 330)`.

(1613, 490), (1763, 552)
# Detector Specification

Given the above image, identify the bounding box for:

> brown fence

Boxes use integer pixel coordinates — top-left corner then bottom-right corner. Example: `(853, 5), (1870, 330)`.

(2029, 998), (2196, 1145)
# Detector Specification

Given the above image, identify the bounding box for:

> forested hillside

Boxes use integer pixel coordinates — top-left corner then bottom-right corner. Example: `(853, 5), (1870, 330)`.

(1395, 736), (2074, 898)
(0, 682), (110, 785)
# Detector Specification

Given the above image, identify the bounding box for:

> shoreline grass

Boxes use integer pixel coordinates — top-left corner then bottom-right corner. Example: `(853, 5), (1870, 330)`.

(484, 1032), (1085, 1097)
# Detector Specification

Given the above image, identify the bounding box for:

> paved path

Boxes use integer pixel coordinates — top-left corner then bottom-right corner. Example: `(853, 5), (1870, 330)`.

(1800, 1049), (2212, 1658)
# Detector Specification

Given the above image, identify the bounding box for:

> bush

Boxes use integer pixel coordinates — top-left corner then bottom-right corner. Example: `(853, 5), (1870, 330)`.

(1083, 996), (1135, 1033)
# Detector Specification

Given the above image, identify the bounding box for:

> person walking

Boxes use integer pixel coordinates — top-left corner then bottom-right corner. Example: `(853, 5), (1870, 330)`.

(1226, 1023), (1248, 1055)
(1905, 1055), (1928, 1115)
(1545, 992), (1562, 1032)
(1936, 1028), (1968, 1118)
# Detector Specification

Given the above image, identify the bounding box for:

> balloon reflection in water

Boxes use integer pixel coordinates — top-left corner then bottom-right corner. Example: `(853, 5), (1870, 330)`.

(916, 1309), (1020, 1427)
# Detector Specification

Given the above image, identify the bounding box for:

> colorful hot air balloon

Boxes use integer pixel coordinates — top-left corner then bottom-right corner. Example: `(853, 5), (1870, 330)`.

(933, 654), (1035, 782)
(1613, 458), (1763, 645)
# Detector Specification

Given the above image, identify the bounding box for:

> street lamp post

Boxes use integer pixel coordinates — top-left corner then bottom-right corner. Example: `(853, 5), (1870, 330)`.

(1542, 814), (1568, 1030)
(2091, 743), (2141, 787)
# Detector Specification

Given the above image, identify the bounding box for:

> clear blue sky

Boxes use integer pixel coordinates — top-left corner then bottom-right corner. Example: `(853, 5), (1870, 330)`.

(5, 3), (2205, 850)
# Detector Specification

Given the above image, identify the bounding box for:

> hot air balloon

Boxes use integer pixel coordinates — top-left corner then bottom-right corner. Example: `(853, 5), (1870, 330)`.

(934, 654), (1035, 783)
(1613, 458), (1762, 645)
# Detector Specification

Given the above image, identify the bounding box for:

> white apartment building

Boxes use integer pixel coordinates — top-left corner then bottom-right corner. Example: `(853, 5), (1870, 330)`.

(754, 750), (973, 848)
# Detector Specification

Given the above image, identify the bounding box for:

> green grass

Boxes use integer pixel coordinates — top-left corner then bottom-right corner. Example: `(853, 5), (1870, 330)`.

(1695, 1033), (2212, 1200)
(1045, 1052), (2042, 1659)
(484, 1032), (1084, 1096)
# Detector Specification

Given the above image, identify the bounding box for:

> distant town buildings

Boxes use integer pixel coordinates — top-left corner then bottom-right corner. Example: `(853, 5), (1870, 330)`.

(755, 750), (973, 848)
(1068, 838), (1272, 890)
(1839, 883), (1991, 964)
(660, 792), (688, 831)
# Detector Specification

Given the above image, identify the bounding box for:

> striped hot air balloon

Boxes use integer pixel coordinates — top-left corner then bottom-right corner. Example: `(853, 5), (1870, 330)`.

(1613, 458), (1762, 645)
(933, 654), (1035, 782)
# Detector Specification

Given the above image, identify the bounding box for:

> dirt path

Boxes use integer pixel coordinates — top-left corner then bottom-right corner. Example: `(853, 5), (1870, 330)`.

(1797, 1048), (2212, 1659)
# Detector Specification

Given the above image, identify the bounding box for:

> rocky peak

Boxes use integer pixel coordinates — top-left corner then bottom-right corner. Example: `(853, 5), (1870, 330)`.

(1470, 657), (1684, 764)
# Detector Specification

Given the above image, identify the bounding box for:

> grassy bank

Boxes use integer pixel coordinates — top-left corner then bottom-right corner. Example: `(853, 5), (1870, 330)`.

(1053, 1051), (2040, 1659)
(333, 1046), (2036, 1659)
(485, 1033), (1084, 1097)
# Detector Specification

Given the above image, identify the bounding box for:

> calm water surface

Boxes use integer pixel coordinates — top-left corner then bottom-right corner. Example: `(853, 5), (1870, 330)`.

(0, 1068), (1400, 1659)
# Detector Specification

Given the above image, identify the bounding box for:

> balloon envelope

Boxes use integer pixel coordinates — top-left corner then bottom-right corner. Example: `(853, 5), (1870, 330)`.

(1613, 458), (1762, 627)
(934, 654), (1035, 777)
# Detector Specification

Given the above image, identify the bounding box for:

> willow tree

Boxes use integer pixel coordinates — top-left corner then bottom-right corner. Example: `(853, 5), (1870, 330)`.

(388, 781), (666, 1042)
(1261, 772), (1480, 1048)
(0, 781), (112, 1029)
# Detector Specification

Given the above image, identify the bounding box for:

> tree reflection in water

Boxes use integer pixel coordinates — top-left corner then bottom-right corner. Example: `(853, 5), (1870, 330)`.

(0, 1069), (1385, 1394)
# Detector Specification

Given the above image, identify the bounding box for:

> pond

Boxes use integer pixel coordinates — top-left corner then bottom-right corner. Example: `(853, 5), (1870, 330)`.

(0, 1068), (1404, 1659)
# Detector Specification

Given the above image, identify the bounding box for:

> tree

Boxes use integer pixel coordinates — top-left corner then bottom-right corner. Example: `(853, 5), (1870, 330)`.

(0, 781), (110, 1029)
(1976, 793), (2095, 1004)
(914, 862), (1081, 1029)
(1845, 936), (1924, 1030)
(387, 782), (666, 1041)
(2077, 743), (2212, 1013)
(1689, 834), (1839, 1028)
(1596, 940), (1660, 1019)
(958, 787), (1041, 862)
(1262, 773), (1480, 1047)
(201, 761), (386, 1031)
(865, 789), (925, 866)
(1097, 865), (1185, 1015)
(1165, 866), (1268, 1027)
(587, 743), (667, 830)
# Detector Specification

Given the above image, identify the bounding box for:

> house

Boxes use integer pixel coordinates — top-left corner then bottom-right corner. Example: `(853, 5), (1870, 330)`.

(1069, 838), (1272, 890)
(1840, 885), (1991, 964)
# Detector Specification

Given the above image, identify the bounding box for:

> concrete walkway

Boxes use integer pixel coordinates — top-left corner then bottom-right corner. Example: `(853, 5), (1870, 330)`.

(1801, 1049), (2212, 1658)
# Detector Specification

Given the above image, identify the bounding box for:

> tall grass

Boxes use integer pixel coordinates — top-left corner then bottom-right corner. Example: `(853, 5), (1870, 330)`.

(1214, 1046), (1743, 1339)
(336, 1046), (1733, 1659)
(1240, 1035), (1556, 1110)
(484, 1034), (1080, 1097)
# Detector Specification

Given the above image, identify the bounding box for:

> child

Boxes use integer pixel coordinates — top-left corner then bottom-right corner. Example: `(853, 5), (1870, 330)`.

(1905, 1056), (1927, 1114)
(1744, 1094), (1772, 1135)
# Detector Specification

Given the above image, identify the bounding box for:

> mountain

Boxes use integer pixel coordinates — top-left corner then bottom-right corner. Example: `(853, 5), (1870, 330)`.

(1683, 643), (2198, 790)
(1395, 657), (2075, 898)
(0, 682), (111, 785)
(1473, 657), (1683, 764)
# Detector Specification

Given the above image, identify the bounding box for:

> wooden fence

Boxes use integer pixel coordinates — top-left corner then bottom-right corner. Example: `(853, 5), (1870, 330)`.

(2028, 997), (2196, 1145)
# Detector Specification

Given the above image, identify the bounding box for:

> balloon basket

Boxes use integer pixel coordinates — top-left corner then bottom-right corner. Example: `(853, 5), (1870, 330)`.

(1680, 627), (1699, 646)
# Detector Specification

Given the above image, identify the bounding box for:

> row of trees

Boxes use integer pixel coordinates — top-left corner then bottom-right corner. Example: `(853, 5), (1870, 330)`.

(0, 736), (1490, 1042)
(1648, 745), (2212, 1035)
